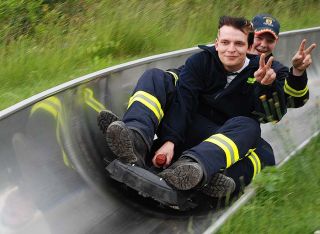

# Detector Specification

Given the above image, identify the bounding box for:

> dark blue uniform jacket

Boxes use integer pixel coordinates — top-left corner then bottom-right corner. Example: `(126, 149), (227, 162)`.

(159, 45), (287, 147)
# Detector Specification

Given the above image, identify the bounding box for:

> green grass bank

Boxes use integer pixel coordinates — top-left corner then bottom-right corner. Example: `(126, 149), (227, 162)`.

(1, 0), (319, 110)
(218, 134), (320, 234)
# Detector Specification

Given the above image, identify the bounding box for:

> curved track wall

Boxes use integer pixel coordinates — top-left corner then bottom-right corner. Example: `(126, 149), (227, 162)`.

(0, 27), (319, 234)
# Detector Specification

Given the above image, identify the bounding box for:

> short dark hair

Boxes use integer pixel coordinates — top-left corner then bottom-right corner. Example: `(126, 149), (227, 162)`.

(218, 16), (254, 47)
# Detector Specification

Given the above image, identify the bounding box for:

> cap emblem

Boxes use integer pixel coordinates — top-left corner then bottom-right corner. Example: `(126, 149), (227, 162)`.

(264, 17), (274, 26)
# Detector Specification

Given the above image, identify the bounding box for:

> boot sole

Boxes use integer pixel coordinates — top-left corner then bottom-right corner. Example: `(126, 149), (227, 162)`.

(106, 121), (138, 164)
(201, 173), (236, 198)
(159, 163), (203, 190)
(97, 110), (119, 134)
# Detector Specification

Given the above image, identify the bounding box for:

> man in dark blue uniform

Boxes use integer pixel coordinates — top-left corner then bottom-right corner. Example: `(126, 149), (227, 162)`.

(99, 15), (316, 198)
(250, 14), (315, 108)
(104, 16), (283, 195)
(223, 14), (317, 195)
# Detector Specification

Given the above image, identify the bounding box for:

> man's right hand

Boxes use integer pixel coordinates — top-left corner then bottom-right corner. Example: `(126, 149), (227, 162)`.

(254, 53), (276, 85)
(152, 141), (175, 168)
(292, 39), (316, 76)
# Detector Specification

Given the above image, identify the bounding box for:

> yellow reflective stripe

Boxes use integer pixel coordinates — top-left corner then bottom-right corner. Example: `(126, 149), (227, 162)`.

(31, 97), (63, 125)
(248, 155), (257, 178)
(62, 151), (71, 167)
(204, 133), (239, 168)
(129, 96), (163, 121)
(166, 71), (179, 85)
(84, 88), (106, 113)
(245, 148), (255, 157)
(31, 97), (61, 117)
(128, 91), (164, 122)
(31, 102), (58, 118)
(205, 138), (232, 167)
(29, 97), (73, 169)
(215, 134), (239, 162)
(56, 123), (72, 168)
(254, 151), (262, 173)
(284, 80), (308, 97)
(248, 150), (261, 179)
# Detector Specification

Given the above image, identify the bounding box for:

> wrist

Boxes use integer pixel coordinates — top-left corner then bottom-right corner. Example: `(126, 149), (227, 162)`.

(165, 141), (175, 149)
(292, 66), (305, 76)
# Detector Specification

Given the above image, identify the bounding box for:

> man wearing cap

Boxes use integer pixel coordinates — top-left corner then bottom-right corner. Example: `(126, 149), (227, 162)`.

(251, 13), (316, 108)
(220, 14), (317, 196)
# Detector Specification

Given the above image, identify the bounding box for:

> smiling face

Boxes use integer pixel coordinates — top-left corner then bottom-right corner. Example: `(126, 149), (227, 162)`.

(215, 25), (249, 72)
(249, 32), (278, 56)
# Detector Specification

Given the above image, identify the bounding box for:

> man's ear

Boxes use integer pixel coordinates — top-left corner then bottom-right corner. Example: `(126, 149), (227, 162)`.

(214, 38), (218, 49)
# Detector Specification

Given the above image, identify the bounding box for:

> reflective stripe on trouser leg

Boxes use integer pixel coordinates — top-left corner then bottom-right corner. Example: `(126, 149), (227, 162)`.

(123, 68), (176, 145)
(128, 90), (164, 122)
(246, 149), (261, 179)
(204, 133), (239, 168)
(185, 133), (240, 185)
(184, 116), (261, 183)
(224, 137), (274, 193)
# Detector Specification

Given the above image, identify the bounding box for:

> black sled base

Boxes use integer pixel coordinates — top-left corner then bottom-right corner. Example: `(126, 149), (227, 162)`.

(106, 159), (198, 211)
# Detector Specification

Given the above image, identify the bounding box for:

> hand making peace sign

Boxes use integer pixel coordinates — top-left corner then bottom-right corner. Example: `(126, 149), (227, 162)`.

(292, 39), (317, 76)
(254, 53), (276, 85)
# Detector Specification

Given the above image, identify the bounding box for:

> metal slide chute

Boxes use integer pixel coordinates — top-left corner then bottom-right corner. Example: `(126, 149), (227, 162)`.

(0, 27), (319, 234)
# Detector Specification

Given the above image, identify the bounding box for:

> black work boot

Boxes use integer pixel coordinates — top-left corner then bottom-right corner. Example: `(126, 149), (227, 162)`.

(201, 173), (236, 198)
(106, 121), (148, 167)
(97, 110), (120, 134)
(158, 157), (203, 190)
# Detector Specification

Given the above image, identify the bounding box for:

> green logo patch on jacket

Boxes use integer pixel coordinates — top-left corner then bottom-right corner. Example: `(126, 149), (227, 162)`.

(247, 77), (256, 84)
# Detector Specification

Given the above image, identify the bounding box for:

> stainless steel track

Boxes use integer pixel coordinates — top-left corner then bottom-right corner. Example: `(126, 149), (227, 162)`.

(0, 27), (319, 234)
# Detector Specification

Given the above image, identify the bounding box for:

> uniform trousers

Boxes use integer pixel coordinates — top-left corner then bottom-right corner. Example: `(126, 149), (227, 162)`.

(122, 68), (276, 189)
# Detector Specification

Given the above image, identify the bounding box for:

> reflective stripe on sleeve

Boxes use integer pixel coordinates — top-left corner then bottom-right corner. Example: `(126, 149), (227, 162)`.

(128, 90), (164, 122)
(284, 80), (308, 97)
(204, 133), (239, 168)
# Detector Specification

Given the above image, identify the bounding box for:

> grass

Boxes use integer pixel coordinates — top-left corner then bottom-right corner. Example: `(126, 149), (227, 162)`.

(1, 0), (320, 110)
(218, 134), (320, 234)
